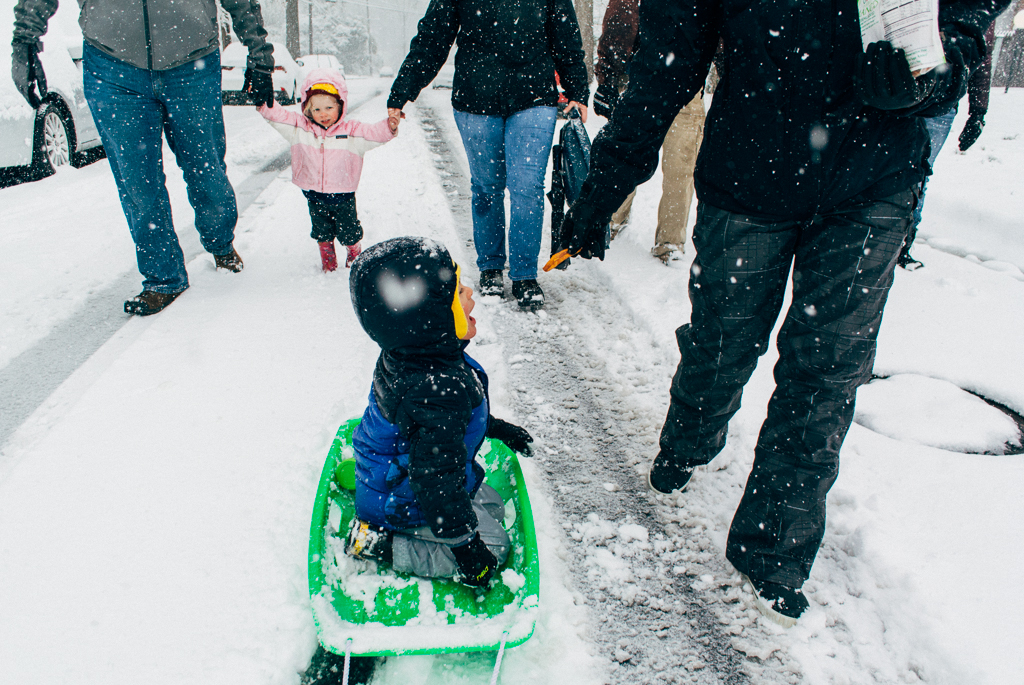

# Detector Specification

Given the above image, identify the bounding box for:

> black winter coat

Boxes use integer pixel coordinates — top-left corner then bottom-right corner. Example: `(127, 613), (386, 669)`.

(579, 0), (1007, 220)
(350, 238), (486, 539)
(387, 0), (590, 117)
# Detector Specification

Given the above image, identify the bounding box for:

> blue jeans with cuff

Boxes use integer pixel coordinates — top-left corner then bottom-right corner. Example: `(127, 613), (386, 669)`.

(454, 107), (556, 282)
(83, 42), (237, 294)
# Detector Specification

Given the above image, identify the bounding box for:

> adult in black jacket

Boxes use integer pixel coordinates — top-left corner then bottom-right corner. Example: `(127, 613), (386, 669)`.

(386, 0), (589, 310)
(560, 0), (1007, 625)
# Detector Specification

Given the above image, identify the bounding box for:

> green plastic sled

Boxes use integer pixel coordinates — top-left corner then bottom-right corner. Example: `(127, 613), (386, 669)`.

(308, 418), (540, 657)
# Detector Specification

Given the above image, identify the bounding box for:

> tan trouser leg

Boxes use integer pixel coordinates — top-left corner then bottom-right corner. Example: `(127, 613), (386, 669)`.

(655, 94), (705, 250)
(611, 188), (636, 227)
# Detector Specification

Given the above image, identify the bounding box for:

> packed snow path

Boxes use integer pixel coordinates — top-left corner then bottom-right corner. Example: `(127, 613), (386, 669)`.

(414, 104), (792, 684)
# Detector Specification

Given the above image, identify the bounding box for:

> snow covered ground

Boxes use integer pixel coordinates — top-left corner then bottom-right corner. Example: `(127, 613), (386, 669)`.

(0, 77), (1022, 685)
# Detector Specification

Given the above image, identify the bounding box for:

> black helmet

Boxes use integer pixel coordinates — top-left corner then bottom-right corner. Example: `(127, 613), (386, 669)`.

(349, 237), (468, 353)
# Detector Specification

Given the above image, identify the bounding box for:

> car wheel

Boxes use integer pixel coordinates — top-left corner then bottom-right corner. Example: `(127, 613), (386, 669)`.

(41, 107), (72, 169)
(29, 104), (75, 179)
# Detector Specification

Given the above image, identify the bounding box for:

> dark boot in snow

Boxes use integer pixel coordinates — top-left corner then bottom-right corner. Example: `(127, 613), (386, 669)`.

(897, 247), (924, 270)
(346, 519), (393, 564)
(479, 269), (504, 296)
(214, 248), (244, 272)
(319, 241), (338, 272)
(124, 289), (184, 316)
(345, 242), (362, 268)
(647, 449), (694, 494)
(300, 645), (377, 685)
(739, 572), (808, 628)
(512, 279), (544, 311)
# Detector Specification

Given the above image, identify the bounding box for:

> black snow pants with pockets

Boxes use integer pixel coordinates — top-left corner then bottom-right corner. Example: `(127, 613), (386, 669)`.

(659, 189), (914, 589)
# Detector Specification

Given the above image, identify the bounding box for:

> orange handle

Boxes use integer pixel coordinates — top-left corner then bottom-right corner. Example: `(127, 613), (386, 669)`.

(542, 249), (571, 272)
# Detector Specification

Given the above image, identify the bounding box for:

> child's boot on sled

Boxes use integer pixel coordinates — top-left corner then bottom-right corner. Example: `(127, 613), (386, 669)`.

(346, 519), (393, 564)
(319, 241), (338, 272)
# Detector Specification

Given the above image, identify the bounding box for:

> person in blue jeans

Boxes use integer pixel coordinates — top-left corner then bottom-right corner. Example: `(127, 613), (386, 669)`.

(11, 0), (275, 316)
(385, 0), (590, 310)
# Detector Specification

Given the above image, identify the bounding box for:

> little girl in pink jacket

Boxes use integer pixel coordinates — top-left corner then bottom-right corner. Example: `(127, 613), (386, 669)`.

(259, 68), (396, 271)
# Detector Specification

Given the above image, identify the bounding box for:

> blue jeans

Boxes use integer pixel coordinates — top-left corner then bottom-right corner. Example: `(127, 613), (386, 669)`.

(83, 42), (237, 293)
(909, 105), (958, 233)
(454, 107), (556, 281)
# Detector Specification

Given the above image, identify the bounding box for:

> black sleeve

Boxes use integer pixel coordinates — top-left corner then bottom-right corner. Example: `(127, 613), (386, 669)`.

(548, 0), (590, 105)
(396, 374), (478, 539)
(578, 0), (722, 215)
(911, 0), (1007, 117)
(388, 0), (460, 109)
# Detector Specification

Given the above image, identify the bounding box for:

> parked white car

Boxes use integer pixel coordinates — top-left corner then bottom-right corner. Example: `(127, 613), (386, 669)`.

(296, 54), (344, 82)
(221, 41), (301, 105)
(0, 41), (104, 182)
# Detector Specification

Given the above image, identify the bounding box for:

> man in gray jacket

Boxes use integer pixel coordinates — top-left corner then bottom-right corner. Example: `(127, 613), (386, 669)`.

(11, 0), (275, 315)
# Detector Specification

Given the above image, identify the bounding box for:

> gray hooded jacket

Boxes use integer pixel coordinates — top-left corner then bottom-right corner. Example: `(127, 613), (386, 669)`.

(13, 0), (273, 72)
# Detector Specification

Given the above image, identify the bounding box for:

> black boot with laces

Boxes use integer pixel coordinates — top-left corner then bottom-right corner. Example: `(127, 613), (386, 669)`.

(511, 279), (544, 311)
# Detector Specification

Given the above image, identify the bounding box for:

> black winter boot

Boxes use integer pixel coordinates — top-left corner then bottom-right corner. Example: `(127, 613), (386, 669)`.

(511, 279), (544, 311)
(479, 269), (504, 296)
(739, 572), (809, 627)
(345, 519), (393, 564)
(647, 449), (694, 494)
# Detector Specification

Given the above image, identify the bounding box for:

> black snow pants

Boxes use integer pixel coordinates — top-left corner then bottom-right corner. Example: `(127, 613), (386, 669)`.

(659, 189), (914, 589)
(306, 192), (364, 245)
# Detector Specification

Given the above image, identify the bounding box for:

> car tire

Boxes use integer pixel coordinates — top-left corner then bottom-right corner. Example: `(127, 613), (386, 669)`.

(29, 103), (74, 179)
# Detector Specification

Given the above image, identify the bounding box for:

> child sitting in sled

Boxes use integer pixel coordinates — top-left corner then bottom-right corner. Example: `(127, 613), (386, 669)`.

(346, 237), (533, 587)
(259, 69), (396, 271)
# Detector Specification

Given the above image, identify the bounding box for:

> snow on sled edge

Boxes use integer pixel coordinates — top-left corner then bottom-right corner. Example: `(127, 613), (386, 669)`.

(308, 418), (540, 657)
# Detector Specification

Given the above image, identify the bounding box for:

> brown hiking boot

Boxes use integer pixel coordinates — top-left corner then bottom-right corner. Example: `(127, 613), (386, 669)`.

(124, 289), (184, 316)
(214, 248), (244, 272)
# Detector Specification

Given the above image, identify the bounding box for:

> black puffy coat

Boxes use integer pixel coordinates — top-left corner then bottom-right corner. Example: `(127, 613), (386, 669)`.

(349, 237), (486, 539)
(579, 0), (1006, 220)
(387, 0), (589, 117)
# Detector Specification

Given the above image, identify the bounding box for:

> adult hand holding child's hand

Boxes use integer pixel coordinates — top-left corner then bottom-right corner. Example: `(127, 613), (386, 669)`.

(387, 108), (405, 134)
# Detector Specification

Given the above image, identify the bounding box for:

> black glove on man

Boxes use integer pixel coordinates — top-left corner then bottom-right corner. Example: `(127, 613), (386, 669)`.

(856, 41), (935, 110)
(486, 417), (533, 456)
(592, 82), (619, 119)
(243, 68), (275, 108)
(563, 197), (610, 261)
(958, 113), (985, 151)
(11, 41), (47, 108)
(451, 533), (498, 588)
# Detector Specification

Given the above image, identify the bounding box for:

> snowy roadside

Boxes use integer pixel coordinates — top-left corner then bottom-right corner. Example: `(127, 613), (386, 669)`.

(0, 80), (387, 375)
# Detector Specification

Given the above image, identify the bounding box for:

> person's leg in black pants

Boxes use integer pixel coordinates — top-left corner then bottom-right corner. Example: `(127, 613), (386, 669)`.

(725, 190), (914, 593)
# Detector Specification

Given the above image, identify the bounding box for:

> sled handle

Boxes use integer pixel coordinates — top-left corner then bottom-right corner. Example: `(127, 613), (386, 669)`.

(342, 638), (353, 685)
(543, 249), (572, 272)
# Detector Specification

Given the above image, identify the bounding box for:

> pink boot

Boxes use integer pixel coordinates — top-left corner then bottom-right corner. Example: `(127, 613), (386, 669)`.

(319, 241), (338, 272)
(345, 242), (362, 268)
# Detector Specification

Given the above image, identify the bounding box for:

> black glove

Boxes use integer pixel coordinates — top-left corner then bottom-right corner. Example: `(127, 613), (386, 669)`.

(564, 198), (610, 261)
(856, 41), (934, 110)
(243, 68), (275, 108)
(958, 113), (984, 151)
(11, 42), (47, 108)
(486, 417), (533, 456)
(592, 81), (619, 119)
(451, 533), (498, 588)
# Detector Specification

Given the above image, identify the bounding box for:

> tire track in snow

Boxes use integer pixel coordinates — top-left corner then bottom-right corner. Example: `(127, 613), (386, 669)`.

(415, 105), (774, 685)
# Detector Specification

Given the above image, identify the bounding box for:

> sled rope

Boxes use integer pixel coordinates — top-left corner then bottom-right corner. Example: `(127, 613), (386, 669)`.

(489, 631), (509, 685)
(342, 638), (353, 685)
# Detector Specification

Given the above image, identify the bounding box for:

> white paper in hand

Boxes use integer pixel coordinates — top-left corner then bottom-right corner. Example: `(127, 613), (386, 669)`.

(858, 0), (946, 74)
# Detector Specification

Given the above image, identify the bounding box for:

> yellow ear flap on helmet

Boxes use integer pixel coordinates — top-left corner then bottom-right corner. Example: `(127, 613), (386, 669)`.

(451, 264), (469, 339)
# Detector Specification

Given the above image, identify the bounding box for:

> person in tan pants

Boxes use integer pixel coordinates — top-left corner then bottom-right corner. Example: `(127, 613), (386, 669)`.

(594, 0), (708, 263)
